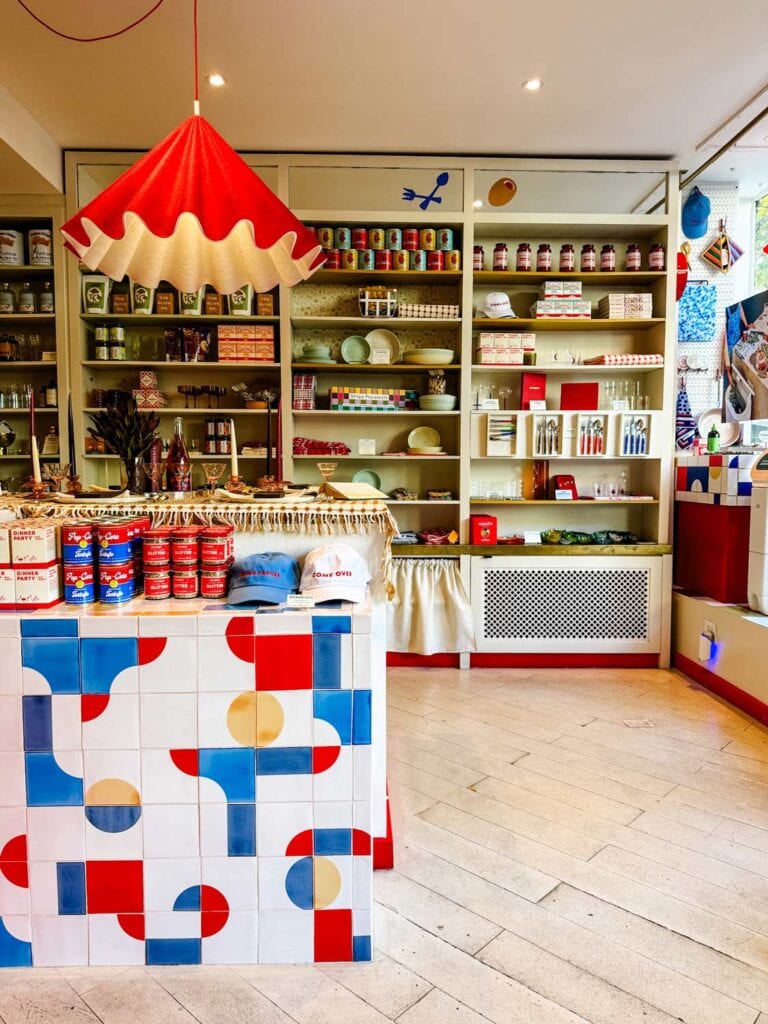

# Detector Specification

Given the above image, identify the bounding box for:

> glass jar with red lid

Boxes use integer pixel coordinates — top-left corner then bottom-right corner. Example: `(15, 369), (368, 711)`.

(516, 242), (532, 271)
(536, 244), (552, 272)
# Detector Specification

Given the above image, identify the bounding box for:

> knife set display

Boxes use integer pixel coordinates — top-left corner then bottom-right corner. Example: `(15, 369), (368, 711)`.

(576, 414), (607, 456)
(621, 414), (650, 456)
(533, 414), (563, 457)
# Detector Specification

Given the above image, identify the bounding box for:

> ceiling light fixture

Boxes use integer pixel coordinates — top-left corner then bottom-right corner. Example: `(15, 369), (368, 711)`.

(207, 73), (225, 87)
(473, 199), (484, 208)
(522, 78), (542, 92)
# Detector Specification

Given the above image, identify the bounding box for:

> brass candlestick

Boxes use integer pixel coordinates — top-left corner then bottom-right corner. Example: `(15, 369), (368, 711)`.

(30, 480), (48, 500)
(226, 474), (245, 493)
(65, 473), (83, 495)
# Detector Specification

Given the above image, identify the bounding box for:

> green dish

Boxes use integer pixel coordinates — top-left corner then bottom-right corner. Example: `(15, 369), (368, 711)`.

(352, 469), (382, 489)
(340, 335), (371, 364)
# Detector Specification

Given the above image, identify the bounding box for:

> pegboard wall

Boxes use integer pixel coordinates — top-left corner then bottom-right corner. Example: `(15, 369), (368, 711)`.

(678, 182), (740, 415)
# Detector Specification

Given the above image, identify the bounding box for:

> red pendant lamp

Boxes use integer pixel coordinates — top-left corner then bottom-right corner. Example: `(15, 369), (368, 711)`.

(59, 1), (324, 292)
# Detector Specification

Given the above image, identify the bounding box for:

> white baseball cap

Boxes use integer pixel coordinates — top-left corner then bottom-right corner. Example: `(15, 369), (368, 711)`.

(478, 292), (517, 318)
(300, 543), (371, 603)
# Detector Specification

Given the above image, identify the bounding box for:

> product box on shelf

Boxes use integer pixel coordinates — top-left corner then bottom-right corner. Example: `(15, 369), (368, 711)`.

(470, 514), (498, 545)
(139, 369), (159, 390)
(596, 294), (653, 319)
(521, 372), (547, 409)
(216, 324), (275, 362)
(398, 302), (460, 319)
(292, 373), (317, 410)
(560, 382), (599, 410)
(10, 520), (59, 564)
(133, 387), (167, 408)
(329, 386), (418, 411)
(475, 331), (535, 365)
(13, 563), (62, 608)
(540, 280), (583, 299)
(204, 292), (223, 316)
(155, 291), (175, 315)
(256, 292), (275, 316)
(0, 523), (10, 565)
(0, 566), (14, 608)
(531, 299), (591, 319)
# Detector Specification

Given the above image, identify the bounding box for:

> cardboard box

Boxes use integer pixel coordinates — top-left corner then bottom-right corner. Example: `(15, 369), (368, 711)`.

(470, 514), (497, 545)
(204, 292), (223, 316)
(0, 566), (15, 609)
(0, 523), (10, 565)
(133, 388), (166, 408)
(540, 280), (583, 299)
(10, 521), (59, 565)
(13, 562), (62, 608)
(217, 339), (239, 361)
(256, 293), (275, 316)
(111, 292), (130, 314)
(138, 370), (159, 389)
(531, 299), (591, 318)
(155, 291), (175, 315)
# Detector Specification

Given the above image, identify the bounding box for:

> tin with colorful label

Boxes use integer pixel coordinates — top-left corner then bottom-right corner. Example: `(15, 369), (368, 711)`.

(171, 527), (200, 565)
(145, 569), (172, 600)
(409, 250), (427, 271)
(393, 250), (410, 271)
(351, 227), (369, 250)
(61, 524), (95, 565)
(436, 228), (454, 251)
(426, 251), (445, 271)
(99, 562), (135, 604)
(200, 526), (233, 566)
(419, 228), (437, 251)
(445, 250), (461, 271)
(334, 227), (352, 250)
(316, 226), (334, 248)
(28, 229), (53, 266)
(386, 228), (402, 250)
(403, 228), (420, 251)
(96, 521), (133, 563)
(374, 250), (393, 271)
(357, 249), (376, 271)
(64, 564), (95, 605)
(173, 568), (199, 599)
(142, 528), (171, 566)
(368, 228), (385, 250)
(322, 248), (341, 269)
(341, 249), (358, 270)
(200, 568), (229, 599)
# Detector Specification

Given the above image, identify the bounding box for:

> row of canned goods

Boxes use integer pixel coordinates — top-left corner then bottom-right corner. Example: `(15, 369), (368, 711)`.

(315, 226), (456, 252)
(322, 248), (460, 272)
(143, 525), (234, 567)
(63, 561), (230, 603)
(62, 517), (151, 566)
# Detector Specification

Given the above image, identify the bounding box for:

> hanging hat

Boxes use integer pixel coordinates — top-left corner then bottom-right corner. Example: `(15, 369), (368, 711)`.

(682, 186), (711, 239)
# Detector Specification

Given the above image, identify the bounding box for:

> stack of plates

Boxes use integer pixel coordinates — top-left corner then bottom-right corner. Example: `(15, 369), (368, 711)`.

(407, 426), (445, 455)
(419, 394), (456, 411)
(402, 348), (454, 365)
(302, 343), (335, 364)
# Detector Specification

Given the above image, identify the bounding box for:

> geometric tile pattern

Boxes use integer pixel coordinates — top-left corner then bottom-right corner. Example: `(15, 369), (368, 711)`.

(0, 607), (374, 965)
(675, 453), (755, 506)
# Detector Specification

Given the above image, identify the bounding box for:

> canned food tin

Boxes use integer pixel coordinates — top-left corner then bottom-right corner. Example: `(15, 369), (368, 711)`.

(409, 250), (427, 271)
(27, 229), (53, 266)
(334, 227), (352, 250)
(96, 521), (133, 563)
(426, 251), (445, 271)
(316, 226), (334, 248)
(201, 526), (234, 566)
(64, 564), (95, 605)
(402, 228), (420, 251)
(200, 568), (229, 599)
(386, 228), (402, 250)
(341, 249), (358, 270)
(351, 227), (369, 250)
(171, 527), (200, 565)
(142, 528), (172, 566)
(145, 569), (172, 600)
(436, 228), (454, 251)
(173, 568), (199, 599)
(357, 249), (375, 271)
(203, 437), (217, 455)
(419, 228), (436, 251)
(95, 325), (109, 342)
(214, 418), (230, 437)
(445, 250), (461, 271)
(99, 561), (135, 604)
(109, 325), (125, 342)
(322, 248), (341, 270)
(216, 438), (230, 455)
(375, 250), (393, 271)
(61, 524), (94, 564)
(368, 227), (385, 250)
(0, 230), (23, 265)
(393, 250), (410, 271)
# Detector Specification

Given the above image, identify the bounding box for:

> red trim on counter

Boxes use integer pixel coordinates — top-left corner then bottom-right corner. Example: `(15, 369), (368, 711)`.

(470, 653), (659, 668)
(387, 653), (460, 667)
(675, 652), (768, 726)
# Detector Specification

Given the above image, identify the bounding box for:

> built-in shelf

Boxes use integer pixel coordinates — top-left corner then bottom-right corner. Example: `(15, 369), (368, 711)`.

(292, 454), (460, 461)
(81, 361), (280, 370)
(292, 316), (461, 329)
(82, 407), (277, 416)
(471, 454), (659, 461)
(306, 270), (462, 285)
(469, 498), (659, 505)
(472, 214), (669, 240)
(0, 264), (56, 275)
(292, 362), (460, 373)
(0, 361), (58, 369)
(385, 499), (460, 505)
(470, 363), (663, 373)
(0, 408), (58, 414)
(291, 409), (460, 417)
(0, 314), (55, 322)
(80, 314), (279, 325)
(82, 453), (271, 461)
(474, 271), (666, 286)
(0, 455), (57, 462)
(393, 542), (673, 556)
(472, 318), (664, 332)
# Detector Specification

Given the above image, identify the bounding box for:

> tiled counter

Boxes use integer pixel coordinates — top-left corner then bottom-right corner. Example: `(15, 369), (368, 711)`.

(0, 600), (378, 966)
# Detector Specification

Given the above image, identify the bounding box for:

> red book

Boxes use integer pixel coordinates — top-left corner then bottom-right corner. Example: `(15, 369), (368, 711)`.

(520, 373), (547, 410)
(560, 382), (599, 410)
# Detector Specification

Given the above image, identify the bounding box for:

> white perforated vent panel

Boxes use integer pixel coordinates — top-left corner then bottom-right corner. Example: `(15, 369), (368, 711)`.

(471, 556), (662, 654)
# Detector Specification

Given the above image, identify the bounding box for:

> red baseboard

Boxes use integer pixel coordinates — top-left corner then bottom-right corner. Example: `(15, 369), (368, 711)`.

(372, 789), (394, 870)
(470, 653), (659, 668)
(674, 652), (768, 726)
(387, 653), (461, 667)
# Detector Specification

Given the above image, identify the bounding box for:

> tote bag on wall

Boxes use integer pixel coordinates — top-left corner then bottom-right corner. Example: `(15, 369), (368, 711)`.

(678, 280), (717, 342)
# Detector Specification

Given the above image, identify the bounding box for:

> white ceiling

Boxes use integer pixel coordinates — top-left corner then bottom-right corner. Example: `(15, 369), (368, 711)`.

(0, 0), (767, 192)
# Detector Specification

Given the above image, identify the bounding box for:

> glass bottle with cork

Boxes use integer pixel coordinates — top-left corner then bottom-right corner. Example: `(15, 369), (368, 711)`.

(166, 416), (192, 492)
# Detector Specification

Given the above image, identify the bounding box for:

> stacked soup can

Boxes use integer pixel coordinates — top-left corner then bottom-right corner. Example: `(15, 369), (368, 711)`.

(316, 224), (460, 273)
(95, 517), (149, 604)
(62, 523), (97, 605)
(144, 524), (234, 600)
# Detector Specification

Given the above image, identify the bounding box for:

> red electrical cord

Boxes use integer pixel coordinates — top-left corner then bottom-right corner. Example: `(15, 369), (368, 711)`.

(15, 0), (165, 43)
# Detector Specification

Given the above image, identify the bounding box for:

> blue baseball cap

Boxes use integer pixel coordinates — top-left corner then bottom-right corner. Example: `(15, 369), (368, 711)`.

(682, 186), (711, 239)
(227, 552), (300, 605)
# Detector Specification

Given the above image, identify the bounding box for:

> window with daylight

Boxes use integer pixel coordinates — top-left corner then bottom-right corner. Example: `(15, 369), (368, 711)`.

(755, 192), (768, 290)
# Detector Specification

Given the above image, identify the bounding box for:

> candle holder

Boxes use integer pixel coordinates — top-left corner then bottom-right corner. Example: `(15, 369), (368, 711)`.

(65, 473), (83, 495)
(226, 474), (246, 493)
(30, 480), (48, 500)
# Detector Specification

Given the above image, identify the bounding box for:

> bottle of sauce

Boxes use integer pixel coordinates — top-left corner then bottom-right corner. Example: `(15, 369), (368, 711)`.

(580, 244), (596, 272)
(492, 243), (508, 271)
(625, 244), (642, 271)
(600, 244), (616, 271)
(166, 416), (191, 492)
(0, 283), (14, 314)
(559, 244), (575, 272)
(38, 282), (54, 313)
(649, 243), (665, 271)
(18, 283), (35, 314)
(707, 423), (720, 453)
(536, 244), (552, 272)
(45, 379), (57, 407)
(516, 242), (532, 271)
(473, 245), (485, 271)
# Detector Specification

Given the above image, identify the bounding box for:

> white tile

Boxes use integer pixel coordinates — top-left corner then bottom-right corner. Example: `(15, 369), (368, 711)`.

(258, 857), (305, 911)
(0, 805), (26, 845)
(353, 744), (373, 802)
(257, 909), (314, 963)
(142, 803), (199, 858)
(144, 858), (201, 912)
(141, 748), (199, 803)
(201, 856), (258, 910)
(263, 690), (313, 747)
(80, 615), (138, 637)
(140, 693), (197, 748)
(197, 690), (244, 748)
(82, 694), (140, 750)
(21, 666), (51, 695)
(256, 802), (312, 857)
(197, 635), (254, 691)
(31, 915), (88, 966)
(83, 749), (141, 795)
(0, 862), (30, 914)
(139, 635), (198, 692)
(202, 910), (259, 964)
(197, 612), (254, 635)
(353, 854), (372, 910)
(0, 617), (20, 638)
(28, 860), (60, 914)
(340, 633), (354, 689)
(139, 615), (197, 636)
(0, 637), (22, 693)
(0, 695), (22, 750)
(257, 772), (314, 803)
(88, 914), (146, 966)
(315, 745), (354, 802)
(27, 805), (85, 861)
(145, 910), (200, 939)
(199, 802), (228, 858)
(253, 612), (312, 635)
(51, 694), (83, 751)
(84, 811), (143, 860)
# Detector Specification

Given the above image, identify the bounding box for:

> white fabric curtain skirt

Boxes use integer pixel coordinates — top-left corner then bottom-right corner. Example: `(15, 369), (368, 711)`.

(387, 557), (476, 654)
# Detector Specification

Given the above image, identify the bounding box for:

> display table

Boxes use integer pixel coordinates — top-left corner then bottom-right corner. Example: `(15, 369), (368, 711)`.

(0, 599), (379, 967)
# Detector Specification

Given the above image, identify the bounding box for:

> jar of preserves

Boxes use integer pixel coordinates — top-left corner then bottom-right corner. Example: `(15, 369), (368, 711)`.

(625, 243), (642, 271)
(559, 244), (575, 272)
(581, 244), (596, 272)
(600, 244), (616, 272)
(473, 245), (485, 271)
(492, 243), (508, 271)
(38, 282), (54, 313)
(94, 325), (109, 360)
(516, 242), (532, 271)
(536, 244), (552, 272)
(0, 283), (15, 314)
(18, 282), (35, 314)
(649, 243), (665, 271)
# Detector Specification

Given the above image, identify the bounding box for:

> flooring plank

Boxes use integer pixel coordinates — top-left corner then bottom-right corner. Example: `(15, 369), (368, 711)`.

(78, 967), (202, 1024)
(320, 954), (432, 1020)
(235, 964), (394, 1024)
(148, 965), (297, 1024)
(396, 988), (495, 1024)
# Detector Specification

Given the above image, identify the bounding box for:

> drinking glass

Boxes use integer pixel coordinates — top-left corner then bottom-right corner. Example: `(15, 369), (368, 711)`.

(202, 462), (226, 493)
(43, 462), (70, 493)
(498, 386), (514, 410)
(317, 462), (337, 484)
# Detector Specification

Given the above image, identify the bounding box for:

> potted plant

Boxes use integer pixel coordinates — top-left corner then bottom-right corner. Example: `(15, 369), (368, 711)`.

(88, 393), (160, 494)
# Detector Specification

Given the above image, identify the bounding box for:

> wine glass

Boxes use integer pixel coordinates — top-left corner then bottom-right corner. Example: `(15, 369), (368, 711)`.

(202, 462), (226, 493)
(43, 462), (70, 493)
(317, 462), (337, 485)
(146, 458), (166, 494)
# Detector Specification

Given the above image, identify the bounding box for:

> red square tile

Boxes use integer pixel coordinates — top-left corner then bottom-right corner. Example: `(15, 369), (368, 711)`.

(86, 860), (144, 914)
(314, 908), (353, 962)
(255, 636), (312, 690)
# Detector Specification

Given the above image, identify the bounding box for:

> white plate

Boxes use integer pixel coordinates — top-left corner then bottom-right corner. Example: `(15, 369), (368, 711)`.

(365, 328), (401, 364)
(685, 351), (705, 370)
(697, 408), (742, 447)
(407, 426), (441, 448)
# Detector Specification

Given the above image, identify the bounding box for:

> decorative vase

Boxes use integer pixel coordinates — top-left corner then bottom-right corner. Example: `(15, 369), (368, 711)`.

(122, 458), (145, 495)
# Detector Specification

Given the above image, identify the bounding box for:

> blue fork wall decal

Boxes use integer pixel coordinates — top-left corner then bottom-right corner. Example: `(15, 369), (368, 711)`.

(402, 171), (450, 211)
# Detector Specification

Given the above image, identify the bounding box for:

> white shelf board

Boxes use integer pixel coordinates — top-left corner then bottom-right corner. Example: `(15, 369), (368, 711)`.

(292, 316), (461, 329)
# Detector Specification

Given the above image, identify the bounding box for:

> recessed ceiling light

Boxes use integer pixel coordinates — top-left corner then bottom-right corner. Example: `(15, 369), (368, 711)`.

(207, 73), (226, 87)
(473, 199), (484, 208)
(522, 78), (542, 91)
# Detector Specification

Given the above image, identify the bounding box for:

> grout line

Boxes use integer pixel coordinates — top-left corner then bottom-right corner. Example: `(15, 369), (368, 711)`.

(393, 984), (435, 1021)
